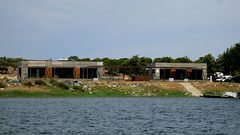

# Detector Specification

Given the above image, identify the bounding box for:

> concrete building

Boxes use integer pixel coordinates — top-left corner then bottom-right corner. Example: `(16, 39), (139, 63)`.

(17, 60), (103, 80)
(147, 63), (207, 80)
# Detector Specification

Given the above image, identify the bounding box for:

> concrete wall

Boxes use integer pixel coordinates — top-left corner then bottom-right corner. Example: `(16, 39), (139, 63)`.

(17, 60), (103, 80)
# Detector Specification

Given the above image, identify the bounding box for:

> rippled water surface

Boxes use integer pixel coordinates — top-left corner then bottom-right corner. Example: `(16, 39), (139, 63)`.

(1, 98), (240, 134)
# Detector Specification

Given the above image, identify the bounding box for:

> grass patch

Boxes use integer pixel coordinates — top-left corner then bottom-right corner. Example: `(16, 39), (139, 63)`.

(203, 90), (222, 96)
(0, 82), (190, 98)
(56, 82), (69, 90)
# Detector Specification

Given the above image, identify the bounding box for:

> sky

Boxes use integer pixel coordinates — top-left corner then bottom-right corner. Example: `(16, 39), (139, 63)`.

(0, 0), (240, 61)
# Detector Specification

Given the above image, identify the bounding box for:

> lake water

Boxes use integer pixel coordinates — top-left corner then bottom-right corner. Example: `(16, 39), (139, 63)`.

(0, 98), (240, 135)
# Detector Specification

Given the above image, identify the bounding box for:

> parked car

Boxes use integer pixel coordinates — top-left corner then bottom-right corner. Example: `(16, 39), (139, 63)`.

(215, 75), (231, 82)
(231, 75), (240, 83)
(213, 77), (221, 82)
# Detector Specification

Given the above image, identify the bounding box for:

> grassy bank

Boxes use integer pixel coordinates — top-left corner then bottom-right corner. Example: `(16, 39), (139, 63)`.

(192, 81), (240, 96)
(0, 80), (190, 98)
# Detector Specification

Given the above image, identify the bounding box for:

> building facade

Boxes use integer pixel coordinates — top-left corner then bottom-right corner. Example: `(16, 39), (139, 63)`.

(17, 60), (103, 80)
(147, 63), (207, 80)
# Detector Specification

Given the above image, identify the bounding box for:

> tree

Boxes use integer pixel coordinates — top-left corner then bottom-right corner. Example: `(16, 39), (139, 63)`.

(153, 57), (173, 63)
(118, 58), (129, 66)
(92, 58), (102, 62)
(195, 54), (216, 73)
(101, 57), (111, 66)
(173, 56), (192, 63)
(140, 57), (152, 66)
(217, 42), (240, 75)
(77, 58), (91, 61)
(122, 55), (146, 76)
(68, 56), (78, 61)
(0, 57), (24, 68)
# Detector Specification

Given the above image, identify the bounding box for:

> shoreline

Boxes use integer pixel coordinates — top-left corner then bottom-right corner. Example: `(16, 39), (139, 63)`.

(1, 79), (240, 98)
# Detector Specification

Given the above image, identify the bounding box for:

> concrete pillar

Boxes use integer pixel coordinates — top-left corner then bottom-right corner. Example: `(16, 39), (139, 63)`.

(202, 68), (207, 80)
(155, 68), (160, 79)
(36, 68), (39, 78)
(21, 62), (28, 80)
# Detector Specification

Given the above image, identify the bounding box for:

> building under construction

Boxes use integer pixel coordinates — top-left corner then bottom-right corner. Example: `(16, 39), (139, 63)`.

(147, 62), (207, 80)
(17, 60), (207, 81)
(17, 60), (103, 80)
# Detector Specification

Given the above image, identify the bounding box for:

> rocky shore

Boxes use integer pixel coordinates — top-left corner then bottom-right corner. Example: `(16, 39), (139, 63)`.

(1, 78), (240, 98)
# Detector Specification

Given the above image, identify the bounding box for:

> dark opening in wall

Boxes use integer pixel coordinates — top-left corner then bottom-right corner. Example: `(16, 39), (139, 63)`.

(192, 70), (203, 80)
(160, 69), (171, 79)
(176, 70), (186, 80)
(28, 68), (45, 78)
(18, 68), (21, 78)
(54, 68), (74, 78)
(80, 68), (97, 79)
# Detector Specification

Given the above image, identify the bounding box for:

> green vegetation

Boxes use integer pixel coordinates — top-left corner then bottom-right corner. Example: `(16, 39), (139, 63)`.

(0, 80), (6, 88)
(202, 90), (222, 96)
(0, 87), (188, 98)
(0, 56), (24, 68)
(22, 80), (33, 88)
(66, 42), (240, 76)
(35, 79), (46, 86)
(56, 82), (69, 90)
(0, 79), (189, 98)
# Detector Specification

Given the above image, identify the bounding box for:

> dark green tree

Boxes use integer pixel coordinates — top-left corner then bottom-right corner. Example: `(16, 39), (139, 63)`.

(195, 54), (216, 73)
(92, 58), (102, 62)
(0, 57), (24, 68)
(173, 56), (192, 63)
(68, 56), (78, 61)
(77, 58), (91, 61)
(217, 42), (240, 75)
(153, 57), (173, 63)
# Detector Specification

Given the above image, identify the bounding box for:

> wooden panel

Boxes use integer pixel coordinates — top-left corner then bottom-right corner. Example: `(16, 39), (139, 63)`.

(133, 76), (151, 82)
(76, 68), (80, 79)
(73, 68), (76, 78)
(145, 76), (150, 82)
(73, 68), (80, 79)
(171, 69), (176, 78)
(45, 68), (52, 78)
(48, 68), (52, 78)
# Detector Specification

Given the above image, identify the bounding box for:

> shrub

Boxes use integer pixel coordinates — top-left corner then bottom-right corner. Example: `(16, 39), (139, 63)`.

(198, 81), (204, 83)
(35, 79), (46, 86)
(72, 85), (84, 92)
(3, 77), (8, 81)
(50, 79), (57, 86)
(0, 80), (6, 88)
(22, 81), (33, 88)
(57, 82), (69, 90)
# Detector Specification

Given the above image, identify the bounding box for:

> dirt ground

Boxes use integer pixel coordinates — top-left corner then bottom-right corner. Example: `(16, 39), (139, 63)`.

(0, 74), (17, 80)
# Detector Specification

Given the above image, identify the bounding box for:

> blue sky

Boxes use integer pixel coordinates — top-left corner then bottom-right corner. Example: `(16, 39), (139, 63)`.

(0, 0), (240, 61)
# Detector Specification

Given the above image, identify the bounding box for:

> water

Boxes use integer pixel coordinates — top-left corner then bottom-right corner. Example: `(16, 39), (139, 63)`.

(0, 98), (240, 135)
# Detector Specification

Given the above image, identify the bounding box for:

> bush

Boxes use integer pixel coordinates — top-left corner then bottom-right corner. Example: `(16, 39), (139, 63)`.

(0, 80), (6, 88)
(22, 81), (33, 88)
(72, 85), (84, 92)
(50, 79), (57, 86)
(35, 79), (46, 86)
(57, 82), (69, 90)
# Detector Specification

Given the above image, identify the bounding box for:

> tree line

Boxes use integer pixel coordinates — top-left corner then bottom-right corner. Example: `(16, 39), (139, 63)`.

(68, 42), (240, 75)
(0, 42), (239, 75)
(0, 57), (24, 68)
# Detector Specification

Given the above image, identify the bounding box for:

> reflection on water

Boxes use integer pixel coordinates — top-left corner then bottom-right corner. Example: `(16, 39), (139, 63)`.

(0, 98), (240, 134)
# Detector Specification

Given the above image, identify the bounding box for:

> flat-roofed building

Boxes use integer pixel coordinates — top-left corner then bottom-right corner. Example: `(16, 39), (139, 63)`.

(147, 62), (207, 80)
(17, 60), (103, 80)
